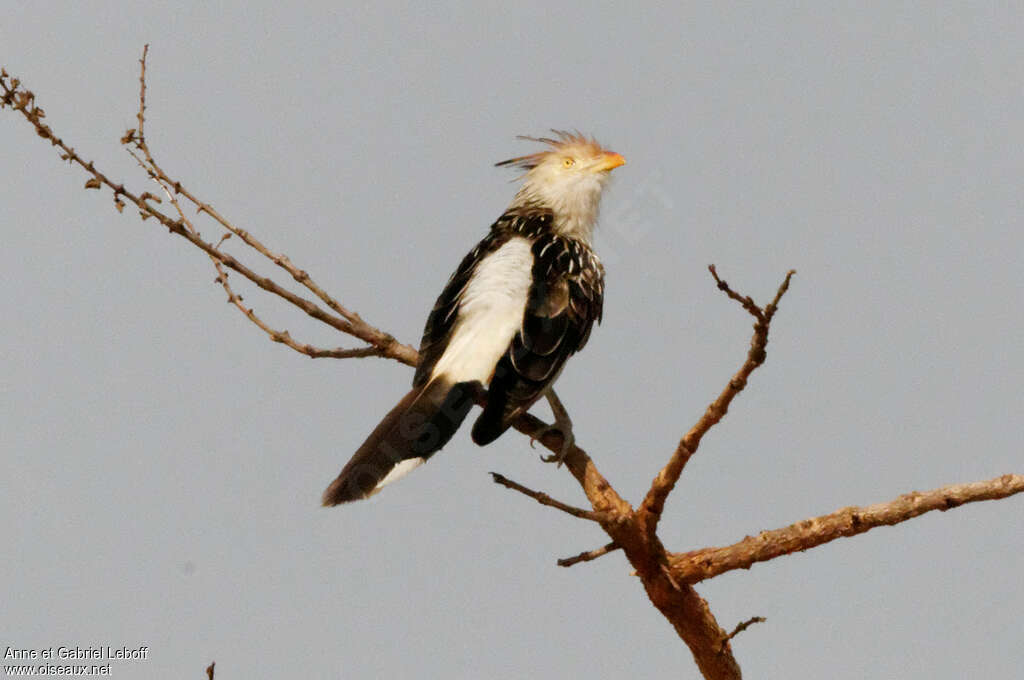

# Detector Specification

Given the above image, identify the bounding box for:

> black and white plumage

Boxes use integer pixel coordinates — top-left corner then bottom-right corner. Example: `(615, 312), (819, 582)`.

(323, 131), (624, 505)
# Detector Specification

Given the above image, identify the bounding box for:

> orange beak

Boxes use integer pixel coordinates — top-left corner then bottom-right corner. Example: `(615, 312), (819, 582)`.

(598, 151), (626, 172)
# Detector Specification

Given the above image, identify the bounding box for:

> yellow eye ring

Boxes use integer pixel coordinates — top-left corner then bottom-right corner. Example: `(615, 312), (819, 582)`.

(562, 158), (575, 168)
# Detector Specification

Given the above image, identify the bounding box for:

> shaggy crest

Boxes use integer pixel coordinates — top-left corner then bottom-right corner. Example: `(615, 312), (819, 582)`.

(495, 130), (607, 170)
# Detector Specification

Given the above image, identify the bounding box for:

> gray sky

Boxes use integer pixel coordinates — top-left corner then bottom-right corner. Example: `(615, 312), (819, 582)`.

(2, 3), (1021, 678)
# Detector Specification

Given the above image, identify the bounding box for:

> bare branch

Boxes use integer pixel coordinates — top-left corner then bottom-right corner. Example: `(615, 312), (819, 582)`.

(129, 48), (409, 362)
(724, 616), (766, 646)
(509, 412), (633, 519)
(136, 45), (148, 139)
(132, 141), (368, 361)
(670, 473), (1024, 585)
(128, 47), (371, 332)
(490, 472), (610, 522)
(506, 415), (742, 680)
(639, 269), (796, 539)
(557, 541), (620, 567)
(708, 264), (763, 318)
(0, 65), (419, 368)
(212, 263), (385, 359)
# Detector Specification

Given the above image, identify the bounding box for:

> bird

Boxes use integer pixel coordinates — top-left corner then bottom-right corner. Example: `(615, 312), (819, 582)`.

(322, 131), (625, 505)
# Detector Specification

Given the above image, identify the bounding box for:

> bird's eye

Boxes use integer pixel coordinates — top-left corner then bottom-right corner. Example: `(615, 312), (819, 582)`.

(562, 157), (575, 168)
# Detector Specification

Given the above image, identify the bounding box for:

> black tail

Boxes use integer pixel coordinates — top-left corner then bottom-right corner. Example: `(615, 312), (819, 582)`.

(322, 379), (482, 505)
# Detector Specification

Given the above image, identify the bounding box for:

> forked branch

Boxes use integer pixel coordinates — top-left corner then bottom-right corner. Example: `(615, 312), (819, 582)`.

(0, 60), (417, 367)
(639, 267), (795, 539)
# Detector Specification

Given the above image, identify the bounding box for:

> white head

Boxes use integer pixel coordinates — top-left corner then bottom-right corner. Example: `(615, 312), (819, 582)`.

(498, 130), (625, 242)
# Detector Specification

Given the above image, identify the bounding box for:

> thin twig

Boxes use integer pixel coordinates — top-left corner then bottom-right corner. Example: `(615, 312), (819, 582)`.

(128, 48), (404, 360)
(725, 617), (766, 644)
(708, 264), (764, 319)
(489, 472), (609, 522)
(0, 67), (419, 367)
(140, 152), (382, 360)
(129, 47), (372, 332)
(557, 541), (620, 567)
(669, 473), (1024, 585)
(211, 261), (385, 358)
(136, 45), (148, 139)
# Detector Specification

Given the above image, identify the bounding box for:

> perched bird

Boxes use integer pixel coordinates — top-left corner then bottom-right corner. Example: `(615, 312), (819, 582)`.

(322, 131), (625, 505)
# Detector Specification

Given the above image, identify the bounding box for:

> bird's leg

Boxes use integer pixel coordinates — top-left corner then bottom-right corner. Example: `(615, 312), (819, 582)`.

(530, 388), (575, 466)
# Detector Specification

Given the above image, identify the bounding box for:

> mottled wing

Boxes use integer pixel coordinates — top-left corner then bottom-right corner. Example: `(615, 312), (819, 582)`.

(414, 232), (501, 387)
(471, 234), (604, 444)
(413, 213), (552, 388)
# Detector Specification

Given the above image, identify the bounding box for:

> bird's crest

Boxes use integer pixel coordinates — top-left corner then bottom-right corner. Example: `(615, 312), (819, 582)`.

(495, 130), (605, 170)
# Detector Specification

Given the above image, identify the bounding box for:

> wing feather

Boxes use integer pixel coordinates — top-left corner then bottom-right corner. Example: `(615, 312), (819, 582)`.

(414, 212), (554, 388)
(472, 233), (604, 445)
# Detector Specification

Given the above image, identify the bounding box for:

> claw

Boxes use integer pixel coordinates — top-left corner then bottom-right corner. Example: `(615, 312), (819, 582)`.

(536, 389), (575, 467)
(540, 428), (574, 466)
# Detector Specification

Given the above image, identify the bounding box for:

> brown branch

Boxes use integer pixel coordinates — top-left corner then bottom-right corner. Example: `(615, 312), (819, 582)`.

(638, 269), (796, 540)
(669, 473), (1024, 585)
(557, 541), (620, 567)
(130, 141), (378, 361)
(509, 413), (632, 518)
(0, 65), (419, 368)
(128, 48), (408, 363)
(724, 616), (766, 645)
(211, 262), (385, 359)
(507, 414), (742, 680)
(129, 47), (374, 334)
(489, 472), (609, 521)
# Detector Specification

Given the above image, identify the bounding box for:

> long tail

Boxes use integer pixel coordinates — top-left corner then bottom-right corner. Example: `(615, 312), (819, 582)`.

(322, 379), (482, 505)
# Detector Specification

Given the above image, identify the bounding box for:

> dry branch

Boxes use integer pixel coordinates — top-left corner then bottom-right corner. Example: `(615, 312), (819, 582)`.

(0, 63), (417, 367)
(557, 541), (620, 567)
(669, 473), (1024, 584)
(638, 268), (795, 541)
(724, 617), (766, 645)
(490, 472), (610, 522)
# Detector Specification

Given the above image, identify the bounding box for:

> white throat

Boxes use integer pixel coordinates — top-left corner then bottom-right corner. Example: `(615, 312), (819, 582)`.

(513, 173), (608, 242)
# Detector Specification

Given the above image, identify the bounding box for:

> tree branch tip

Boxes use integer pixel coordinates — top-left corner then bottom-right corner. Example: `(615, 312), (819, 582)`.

(490, 472), (606, 521)
(557, 541), (620, 567)
(725, 616), (767, 644)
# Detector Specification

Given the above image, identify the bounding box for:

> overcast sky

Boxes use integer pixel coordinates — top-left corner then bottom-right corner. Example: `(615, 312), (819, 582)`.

(2, 3), (1022, 679)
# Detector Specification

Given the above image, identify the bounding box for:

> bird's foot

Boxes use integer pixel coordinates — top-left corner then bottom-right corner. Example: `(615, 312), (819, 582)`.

(535, 425), (575, 466)
(530, 390), (575, 467)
